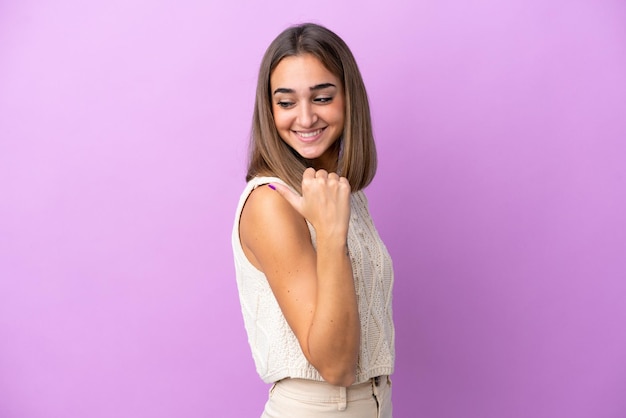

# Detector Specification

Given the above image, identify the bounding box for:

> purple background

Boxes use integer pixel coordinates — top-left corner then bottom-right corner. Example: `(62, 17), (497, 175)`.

(1, 0), (625, 417)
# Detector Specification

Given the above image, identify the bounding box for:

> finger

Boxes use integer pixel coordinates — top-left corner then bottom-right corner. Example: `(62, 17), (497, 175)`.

(315, 169), (328, 178)
(268, 183), (302, 213)
(339, 176), (351, 192)
(303, 167), (316, 180)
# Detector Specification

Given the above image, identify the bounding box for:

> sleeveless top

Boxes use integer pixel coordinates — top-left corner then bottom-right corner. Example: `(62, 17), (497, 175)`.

(232, 176), (395, 384)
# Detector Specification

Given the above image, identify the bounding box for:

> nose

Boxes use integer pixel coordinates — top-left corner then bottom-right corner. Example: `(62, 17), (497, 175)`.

(297, 102), (318, 128)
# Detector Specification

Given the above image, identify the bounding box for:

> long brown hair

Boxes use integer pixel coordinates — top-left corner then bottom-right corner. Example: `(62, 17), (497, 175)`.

(246, 23), (377, 193)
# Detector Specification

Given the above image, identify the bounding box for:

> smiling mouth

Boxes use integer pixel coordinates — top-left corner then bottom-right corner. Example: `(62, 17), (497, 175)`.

(295, 128), (325, 138)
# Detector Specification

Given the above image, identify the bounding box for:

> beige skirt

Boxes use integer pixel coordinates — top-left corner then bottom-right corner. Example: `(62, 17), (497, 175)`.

(261, 376), (392, 418)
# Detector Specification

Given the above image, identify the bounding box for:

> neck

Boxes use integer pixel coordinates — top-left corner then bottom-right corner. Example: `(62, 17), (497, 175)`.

(309, 141), (341, 172)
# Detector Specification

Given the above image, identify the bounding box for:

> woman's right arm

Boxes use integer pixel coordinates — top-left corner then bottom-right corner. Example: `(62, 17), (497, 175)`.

(239, 168), (360, 387)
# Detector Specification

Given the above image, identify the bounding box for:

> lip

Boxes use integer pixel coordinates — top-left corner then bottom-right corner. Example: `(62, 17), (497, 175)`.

(293, 127), (326, 142)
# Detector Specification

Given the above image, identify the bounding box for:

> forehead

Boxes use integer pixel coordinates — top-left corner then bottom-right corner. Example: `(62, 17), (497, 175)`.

(270, 54), (340, 89)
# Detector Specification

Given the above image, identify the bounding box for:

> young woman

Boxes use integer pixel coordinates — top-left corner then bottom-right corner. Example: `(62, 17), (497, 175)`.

(232, 23), (395, 417)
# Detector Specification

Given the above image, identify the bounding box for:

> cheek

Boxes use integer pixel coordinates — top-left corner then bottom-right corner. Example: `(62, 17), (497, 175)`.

(272, 111), (289, 131)
(327, 101), (345, 124)
(329, 106), (345, 126)
(273, 106), (296, 126)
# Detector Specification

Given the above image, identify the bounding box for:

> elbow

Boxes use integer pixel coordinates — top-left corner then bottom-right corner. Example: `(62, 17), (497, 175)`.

(320, 365), (357, 387)
(327, 373), (356, 387)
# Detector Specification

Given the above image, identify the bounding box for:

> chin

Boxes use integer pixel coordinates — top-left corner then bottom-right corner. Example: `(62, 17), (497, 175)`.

(294, 148), (323, 160)
(299, 153), (322, 160)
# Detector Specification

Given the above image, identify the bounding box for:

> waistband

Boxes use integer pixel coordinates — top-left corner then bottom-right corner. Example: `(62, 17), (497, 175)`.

(273, 376), (390, 403)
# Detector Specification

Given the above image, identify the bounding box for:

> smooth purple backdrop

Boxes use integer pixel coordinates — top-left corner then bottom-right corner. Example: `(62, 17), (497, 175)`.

(1, 1), (625, 417)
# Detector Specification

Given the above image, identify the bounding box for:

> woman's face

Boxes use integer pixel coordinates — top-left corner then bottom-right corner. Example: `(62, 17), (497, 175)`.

(270, 53), (345, 170)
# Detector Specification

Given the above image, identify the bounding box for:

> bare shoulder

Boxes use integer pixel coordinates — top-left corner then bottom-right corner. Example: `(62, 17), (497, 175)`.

(239, 184), (312, 272)
(240, 184), (306, 237)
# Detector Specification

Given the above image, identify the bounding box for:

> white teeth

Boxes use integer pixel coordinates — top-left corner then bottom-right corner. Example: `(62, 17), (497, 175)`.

(298, 129), (323, 138)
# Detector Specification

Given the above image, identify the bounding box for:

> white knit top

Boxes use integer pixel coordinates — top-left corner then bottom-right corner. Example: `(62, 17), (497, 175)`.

(232, 176), (395, 384)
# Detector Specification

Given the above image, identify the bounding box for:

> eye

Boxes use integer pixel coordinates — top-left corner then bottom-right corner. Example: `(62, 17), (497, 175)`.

(314, 96), (333, 104)
(276, 101), (294, 109)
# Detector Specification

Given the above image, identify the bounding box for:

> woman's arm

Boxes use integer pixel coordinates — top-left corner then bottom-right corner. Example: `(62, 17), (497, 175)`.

(239, 168), (360, 387)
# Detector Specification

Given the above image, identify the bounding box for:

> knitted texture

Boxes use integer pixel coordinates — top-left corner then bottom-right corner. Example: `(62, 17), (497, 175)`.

(232, 177), (395, 384)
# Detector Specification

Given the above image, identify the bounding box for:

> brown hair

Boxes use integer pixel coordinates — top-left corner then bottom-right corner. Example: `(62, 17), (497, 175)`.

(246, 23), (377, 193)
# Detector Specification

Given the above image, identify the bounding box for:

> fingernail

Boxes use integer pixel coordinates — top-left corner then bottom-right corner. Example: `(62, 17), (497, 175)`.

(268, 184), (276, 190)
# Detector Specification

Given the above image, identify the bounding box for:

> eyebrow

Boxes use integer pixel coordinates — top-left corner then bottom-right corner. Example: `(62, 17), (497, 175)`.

(273, 83), (337, 95)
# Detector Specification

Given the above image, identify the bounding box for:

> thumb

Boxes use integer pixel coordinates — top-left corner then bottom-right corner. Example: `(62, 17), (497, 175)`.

(268, 183), (302, 213)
